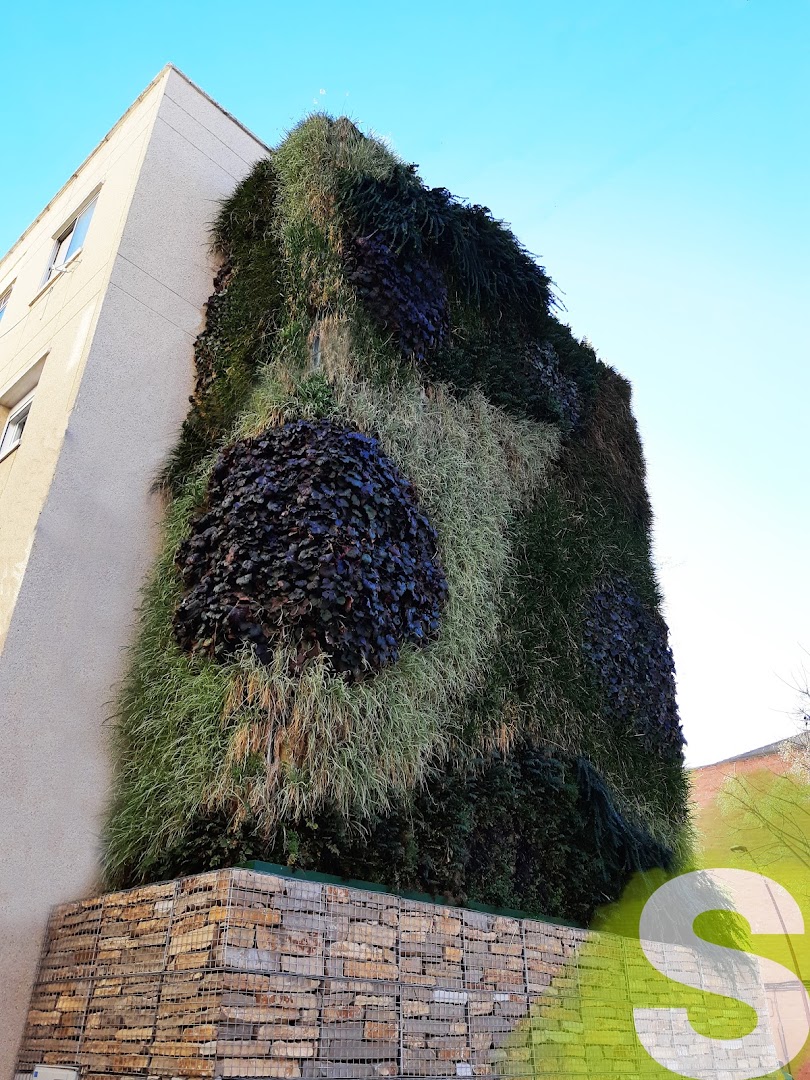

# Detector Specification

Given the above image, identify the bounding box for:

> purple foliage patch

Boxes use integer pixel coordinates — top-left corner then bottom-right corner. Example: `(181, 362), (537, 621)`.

(581, 580), (683, 756)
(173, 419), (448, 680)
(343, 234), (449, 361)
(528, 342), (583, 432)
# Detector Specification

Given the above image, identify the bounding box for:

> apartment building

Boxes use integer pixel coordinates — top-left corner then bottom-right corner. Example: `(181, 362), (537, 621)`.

(0, 66), (267, 1072)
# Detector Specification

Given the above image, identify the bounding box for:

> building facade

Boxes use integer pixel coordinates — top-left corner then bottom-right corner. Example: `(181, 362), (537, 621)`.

(0, 67), (267, 1073)
(1, 66), (699, 1080)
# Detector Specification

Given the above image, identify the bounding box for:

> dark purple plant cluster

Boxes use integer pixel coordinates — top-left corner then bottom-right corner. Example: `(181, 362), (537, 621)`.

(528, 342), (583, 432)
(192, 261), (240, 397)
(343, 234), (449, 361)
(173, 419), (448, 680)
(339, 168), (554, 333)
(581, 580), (683, 756)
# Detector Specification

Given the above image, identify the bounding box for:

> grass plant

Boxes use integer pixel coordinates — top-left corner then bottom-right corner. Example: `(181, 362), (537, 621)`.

(105, 114), (688, 920)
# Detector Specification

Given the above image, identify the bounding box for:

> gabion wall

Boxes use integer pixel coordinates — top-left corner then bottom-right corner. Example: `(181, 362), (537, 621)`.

(15, 869), (780, 1080)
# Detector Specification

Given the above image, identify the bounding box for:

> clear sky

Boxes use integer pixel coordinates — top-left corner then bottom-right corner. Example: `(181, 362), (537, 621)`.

(1, 1), (807, 766)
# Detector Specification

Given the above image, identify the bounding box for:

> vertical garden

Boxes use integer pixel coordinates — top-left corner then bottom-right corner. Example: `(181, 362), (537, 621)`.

(106, 115), (688, 925)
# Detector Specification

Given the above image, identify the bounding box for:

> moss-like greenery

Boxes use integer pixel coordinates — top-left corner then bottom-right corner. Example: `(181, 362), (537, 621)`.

(138, 748), (673, 927)
(106, 114), (688, 923)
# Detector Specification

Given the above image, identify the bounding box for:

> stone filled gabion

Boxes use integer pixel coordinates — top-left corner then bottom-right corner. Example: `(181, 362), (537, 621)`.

(173, 419), (448, 679)
(581, 579), (683, 756)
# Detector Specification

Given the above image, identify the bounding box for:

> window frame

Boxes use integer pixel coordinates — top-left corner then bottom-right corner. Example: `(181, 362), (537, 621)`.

(0, 285), (11, 323)
(0, 390), (35, 462)
(42, 192), (99, 286)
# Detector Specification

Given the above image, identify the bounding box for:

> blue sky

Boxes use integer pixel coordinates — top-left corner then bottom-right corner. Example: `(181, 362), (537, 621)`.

(1, 1), (807, 765)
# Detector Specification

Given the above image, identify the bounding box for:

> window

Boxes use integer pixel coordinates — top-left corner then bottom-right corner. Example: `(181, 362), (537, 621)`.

(0, 392), (34, 459)
(44, 196), (97, 284)
(0, 286), (10, 323)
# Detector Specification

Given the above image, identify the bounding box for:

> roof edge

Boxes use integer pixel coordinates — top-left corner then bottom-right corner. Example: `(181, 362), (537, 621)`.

(163, 64), (272, 157)
(0, 64), (271, 274)
(690, 733), (803, 771)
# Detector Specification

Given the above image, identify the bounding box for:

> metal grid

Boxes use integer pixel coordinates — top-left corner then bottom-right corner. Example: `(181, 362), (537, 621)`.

(25, 867), (790, 1080)
(168, 870), (229, 972)
(325, 883), (399, 984)
(35, 897), (105, 984)
(226, 869), (326, 978)
(462, 912), (524, 995)
(318, 977), (399, 1077)
(399, 903), (463, 990)
(16, 977), (93, 1071)
(152, 971), (220, 1069)
(15, 897), (104, 1072)
(468, 991), (531, 1079)
(15, 870), (572, 1079)
(95, 880), (178, 977)
(401, 986), (469, 1078)
(214, 970), (322, 1076)
(78, 973), (160, 1065)
(521, 921), (585, 1000)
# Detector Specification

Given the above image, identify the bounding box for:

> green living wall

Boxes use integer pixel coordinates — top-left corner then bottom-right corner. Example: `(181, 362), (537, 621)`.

(106, 116), (688, 925)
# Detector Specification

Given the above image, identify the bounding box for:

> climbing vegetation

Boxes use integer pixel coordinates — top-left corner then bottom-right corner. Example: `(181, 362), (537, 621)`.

(106, 114), (687, 923)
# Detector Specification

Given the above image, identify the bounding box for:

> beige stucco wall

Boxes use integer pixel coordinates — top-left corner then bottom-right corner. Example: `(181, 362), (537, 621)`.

(0, 67), (268, 1076)
(0, 77), (166, 646)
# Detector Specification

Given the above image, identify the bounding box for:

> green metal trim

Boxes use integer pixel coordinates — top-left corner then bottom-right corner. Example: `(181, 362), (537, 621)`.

(242, 859), (584, 929)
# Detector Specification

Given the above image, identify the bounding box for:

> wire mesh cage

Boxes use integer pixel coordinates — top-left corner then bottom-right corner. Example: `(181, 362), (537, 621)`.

(15, 868), (596, 1080)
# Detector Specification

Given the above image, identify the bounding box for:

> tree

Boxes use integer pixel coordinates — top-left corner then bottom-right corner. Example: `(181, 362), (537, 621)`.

(780, 652), (810, 780)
